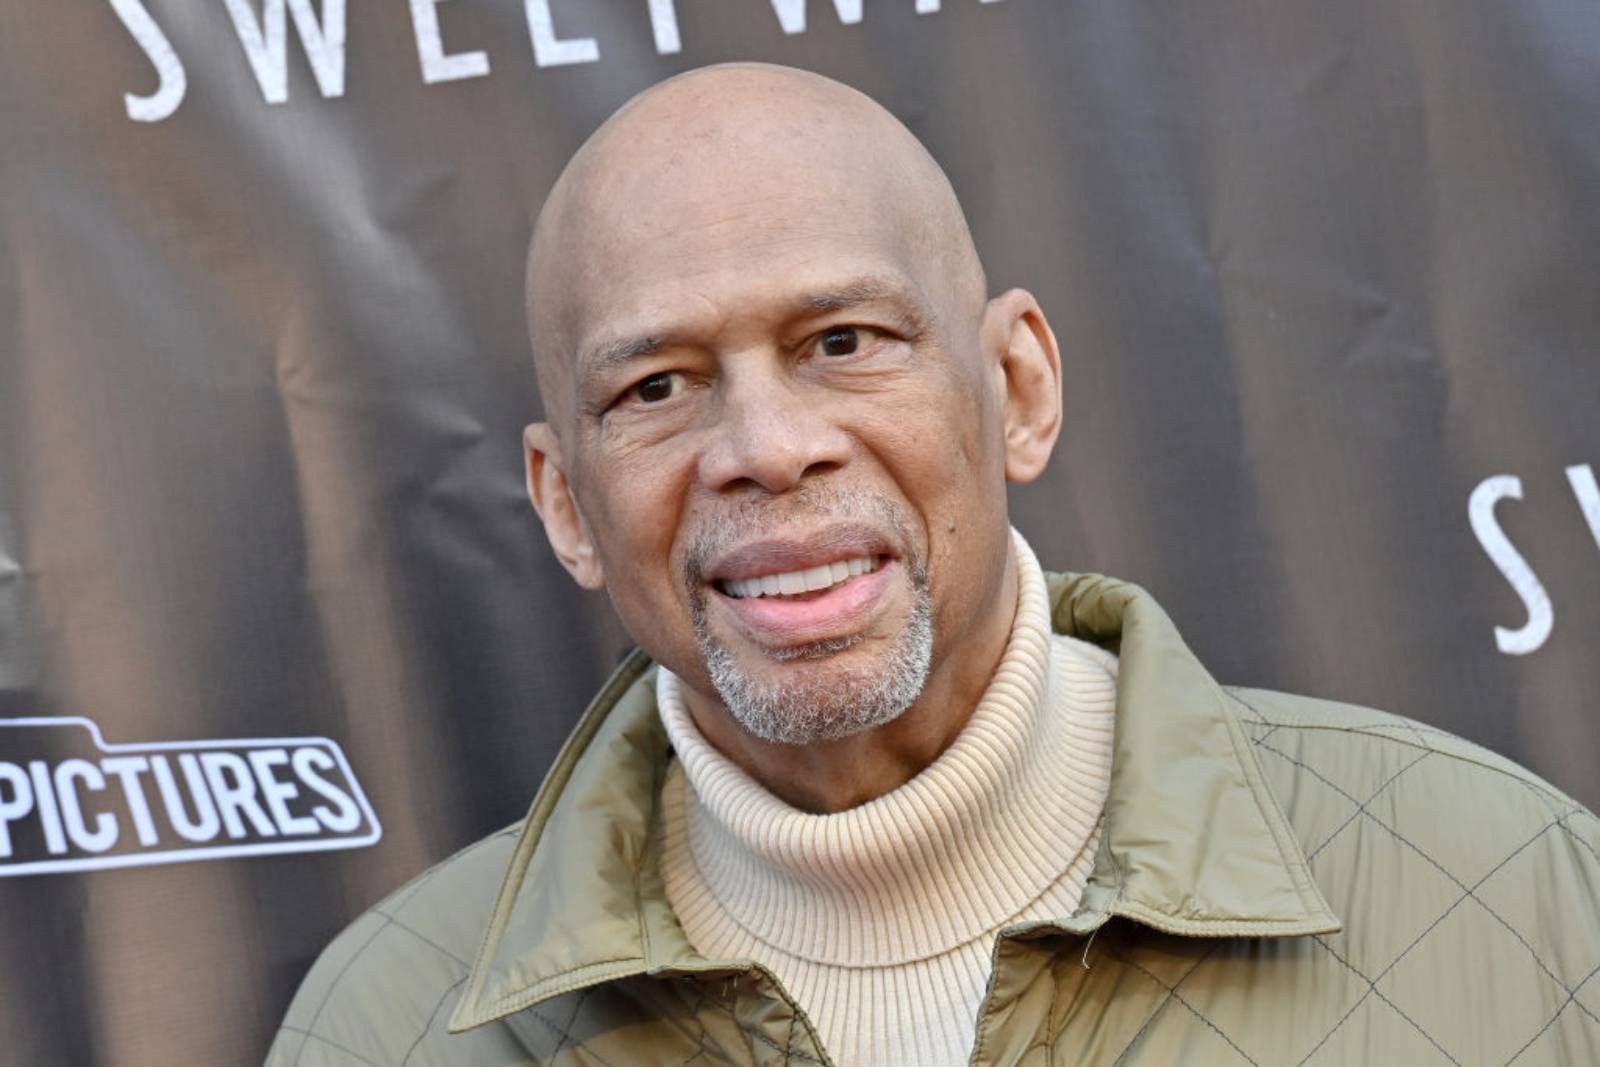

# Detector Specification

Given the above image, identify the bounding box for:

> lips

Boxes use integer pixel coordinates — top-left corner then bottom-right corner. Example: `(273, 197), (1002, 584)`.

(701, 525), (902, 649)
(704, 524), (896, 584)
(719, 555), (884, 599)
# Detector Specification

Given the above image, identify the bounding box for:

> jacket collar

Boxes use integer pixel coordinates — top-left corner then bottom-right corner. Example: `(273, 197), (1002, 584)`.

(1045, 574), (1340, 940)
(449, 573), (1341, 1033)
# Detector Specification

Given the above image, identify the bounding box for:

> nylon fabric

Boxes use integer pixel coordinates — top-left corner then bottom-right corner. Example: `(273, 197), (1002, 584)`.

(267, 572), (1600, 1064)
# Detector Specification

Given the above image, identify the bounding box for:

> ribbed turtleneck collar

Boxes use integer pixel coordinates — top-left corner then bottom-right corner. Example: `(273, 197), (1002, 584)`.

(656, 528), (1118, 967)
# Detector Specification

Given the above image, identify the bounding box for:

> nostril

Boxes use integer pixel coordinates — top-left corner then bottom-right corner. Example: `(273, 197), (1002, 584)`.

(721, 475), (771, 495)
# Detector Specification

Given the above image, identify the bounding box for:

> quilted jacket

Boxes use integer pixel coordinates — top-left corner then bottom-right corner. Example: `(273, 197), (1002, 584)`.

(268, 573), (1600, 1065)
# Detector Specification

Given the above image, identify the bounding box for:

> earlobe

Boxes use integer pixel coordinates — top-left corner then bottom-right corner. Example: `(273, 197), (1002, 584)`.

(523, 423), (605, 590)
(986, 289), (1063, 483)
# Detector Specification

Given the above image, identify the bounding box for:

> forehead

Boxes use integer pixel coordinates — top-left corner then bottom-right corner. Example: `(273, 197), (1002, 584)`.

(566, 174), (926, 365)
(529, 82), (971, 414)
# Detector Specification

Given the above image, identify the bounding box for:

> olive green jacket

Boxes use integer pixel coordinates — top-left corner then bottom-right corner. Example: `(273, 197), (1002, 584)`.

(268, 575), (1600, 1065)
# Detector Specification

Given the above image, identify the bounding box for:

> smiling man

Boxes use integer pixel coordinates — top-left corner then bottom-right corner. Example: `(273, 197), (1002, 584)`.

(270, 65), (1600, 1067)
(517, 63), (1056, 826)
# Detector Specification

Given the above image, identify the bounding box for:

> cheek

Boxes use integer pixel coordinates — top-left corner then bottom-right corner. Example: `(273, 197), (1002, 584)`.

(898, 342), (1004, 477)
(894, 374), (1004, 498)
(864, 376), (1009, 617)
(576, 447), (697, 605)
(854, 381), (1002, 557)
(581, 459), (714, 675)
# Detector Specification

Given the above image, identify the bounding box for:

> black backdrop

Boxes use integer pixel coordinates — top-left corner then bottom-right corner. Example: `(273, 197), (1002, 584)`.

(1, 2), (1597, 1063)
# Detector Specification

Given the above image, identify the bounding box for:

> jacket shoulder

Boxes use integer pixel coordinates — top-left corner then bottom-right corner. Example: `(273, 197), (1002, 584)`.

(1220, 687), (1600, 1061)
(1227, 683), (1599, 918)
(1227, 685), (1589, 810)
(266, 823), (526, 1066)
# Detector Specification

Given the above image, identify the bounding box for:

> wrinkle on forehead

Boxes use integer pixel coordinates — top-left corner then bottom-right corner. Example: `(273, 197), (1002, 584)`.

(527, 63), (986, 438)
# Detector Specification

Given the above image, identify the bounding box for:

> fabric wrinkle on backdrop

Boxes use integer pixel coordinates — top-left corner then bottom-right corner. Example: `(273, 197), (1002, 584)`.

(0, 2), (1596, 1064)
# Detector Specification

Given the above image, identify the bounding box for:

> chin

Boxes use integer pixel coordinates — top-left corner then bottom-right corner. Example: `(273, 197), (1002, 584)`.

(697, 588), (934, 747)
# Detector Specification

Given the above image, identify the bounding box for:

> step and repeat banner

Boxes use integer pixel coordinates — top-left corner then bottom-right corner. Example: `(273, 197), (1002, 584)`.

(2, 1), (1596, 1063)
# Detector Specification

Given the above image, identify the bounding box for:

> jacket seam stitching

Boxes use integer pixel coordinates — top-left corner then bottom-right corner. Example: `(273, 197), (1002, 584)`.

(1243, 715), (1576, 808)
(1226, 688), (1580, 811)
(1513, 778), (1600, 867)
(1217, 691), (1338, 923)
(683, 975), (828, 1066)
(301, 836), (485, 1003)
(1297, 814), (1576, 1057)
(452, 651), (654, 1029)
(1307, 934), (1463, 1065)
(1253, 732), (1600, 1044)
(275, 1025), (384, 1067)
(1505, 962), (1600, 1064)
(737, 974), (827, 1064)
(385, 824), (521, 918)
(292, 914), (395, 1067)
(1127, 955), (1258, 1064)
(525, 1000), (624, 1067)
(637, 724), (669, 971)
(1109, 942), (1243, 1066)
(398, 976), (469, 1067)
(1283, 748), (1600, 1030)
(1557, 809), (1600, 865)
(495, 955), (645, 1005)
(372, 910), (472, 968)
(1041, 946), (1070, 1061)
(1227, 703), (1458, 741)
(1111, 901), (1329, 935)
(966, 934), (1007, 1065)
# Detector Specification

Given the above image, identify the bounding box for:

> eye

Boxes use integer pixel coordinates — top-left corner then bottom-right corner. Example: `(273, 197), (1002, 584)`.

(631, 371), (681, 404)
(819, 326), (862, 357)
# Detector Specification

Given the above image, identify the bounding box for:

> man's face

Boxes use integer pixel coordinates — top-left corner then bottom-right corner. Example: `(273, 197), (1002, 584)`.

(538, 92), (1025, 746)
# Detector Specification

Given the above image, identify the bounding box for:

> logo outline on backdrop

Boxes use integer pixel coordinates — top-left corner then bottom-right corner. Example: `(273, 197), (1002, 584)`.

(0, 716), (382, 877)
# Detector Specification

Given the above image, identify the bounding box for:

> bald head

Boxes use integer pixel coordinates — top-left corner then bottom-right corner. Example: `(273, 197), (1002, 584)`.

(519, 65), (1064, 783)
(526, 63), (987, 434)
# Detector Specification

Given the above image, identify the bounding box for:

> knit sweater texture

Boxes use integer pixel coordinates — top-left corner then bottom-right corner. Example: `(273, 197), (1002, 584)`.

(656, 530), (1118, 1066)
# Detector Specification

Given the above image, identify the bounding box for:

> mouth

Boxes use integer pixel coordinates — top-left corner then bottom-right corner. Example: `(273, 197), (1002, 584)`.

(700, 530), (903, 650)
(716, 554), (887, 600)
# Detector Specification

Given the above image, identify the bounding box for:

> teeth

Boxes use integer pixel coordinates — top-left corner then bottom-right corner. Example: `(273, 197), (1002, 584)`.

(723, 555), (881, 599)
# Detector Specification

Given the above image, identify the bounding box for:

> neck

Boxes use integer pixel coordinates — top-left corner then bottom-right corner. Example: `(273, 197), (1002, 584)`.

(677, 547), (1019, 814)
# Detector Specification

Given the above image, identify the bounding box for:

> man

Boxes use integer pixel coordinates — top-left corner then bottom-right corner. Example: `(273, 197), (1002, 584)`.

(270, 64), (1600, 1065)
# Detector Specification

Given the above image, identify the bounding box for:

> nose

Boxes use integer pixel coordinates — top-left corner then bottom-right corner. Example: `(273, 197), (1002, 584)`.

(697, 362), (852, 495)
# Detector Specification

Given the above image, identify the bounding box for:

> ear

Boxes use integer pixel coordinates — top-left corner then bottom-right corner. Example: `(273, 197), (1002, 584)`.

(983, 289), (1063, 483)
(524, 423), (605, 590)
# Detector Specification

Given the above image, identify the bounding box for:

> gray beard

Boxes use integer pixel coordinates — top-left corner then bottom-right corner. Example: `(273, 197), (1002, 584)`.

(683, 485), (935, 746)
(694, 570), (934, 746)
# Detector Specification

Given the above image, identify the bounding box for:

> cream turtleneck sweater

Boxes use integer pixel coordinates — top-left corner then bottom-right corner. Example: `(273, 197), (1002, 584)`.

(656, 530), (1118, 1067)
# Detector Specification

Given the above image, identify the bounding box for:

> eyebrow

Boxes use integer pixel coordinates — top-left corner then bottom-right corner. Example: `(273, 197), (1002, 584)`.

(802, 277), (901, 312)
(579, 274), (927, 377)
(587, 334), (665, 375)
